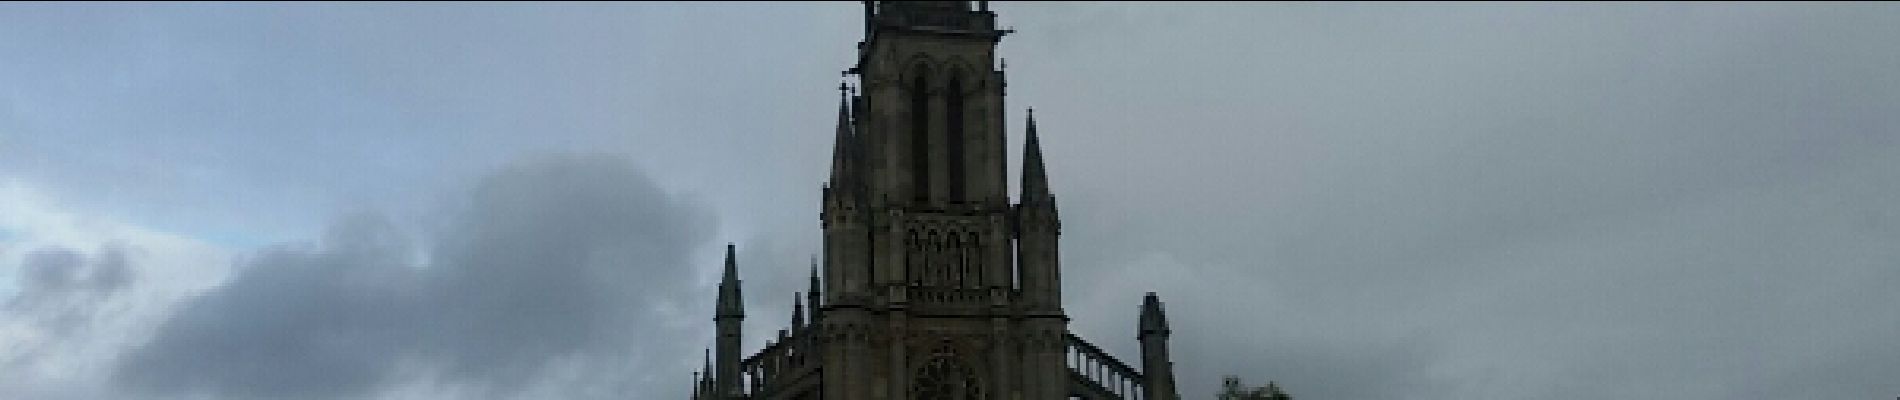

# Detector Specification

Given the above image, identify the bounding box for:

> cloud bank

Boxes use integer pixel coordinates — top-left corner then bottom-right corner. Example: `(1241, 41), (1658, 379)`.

(111, 155), (715, 399)
(3, 3), (1898, 400)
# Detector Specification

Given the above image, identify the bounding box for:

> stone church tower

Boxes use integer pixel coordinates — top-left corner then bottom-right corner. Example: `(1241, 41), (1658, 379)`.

(690, 2), (1180, 399)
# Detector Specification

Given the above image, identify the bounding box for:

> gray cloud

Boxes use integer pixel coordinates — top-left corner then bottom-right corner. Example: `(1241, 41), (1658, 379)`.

(112, 154), (715, 399)
(5, 3), (1899, 400)
(6, 244), (137, 343)
(998, 3), (1900, 399)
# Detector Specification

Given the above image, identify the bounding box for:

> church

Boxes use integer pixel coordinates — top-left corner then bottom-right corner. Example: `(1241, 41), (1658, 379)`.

(690, 2), (1180, 399)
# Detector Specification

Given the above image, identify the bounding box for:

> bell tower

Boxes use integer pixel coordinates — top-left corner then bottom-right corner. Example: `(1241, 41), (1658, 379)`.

(695, 3), (1182, 400)
(819, 1), (1073, 399)
(825, 0), (1021, 312)
(849, 0), (1008, 209)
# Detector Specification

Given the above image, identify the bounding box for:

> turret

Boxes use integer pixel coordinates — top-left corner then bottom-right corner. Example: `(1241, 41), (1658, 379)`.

(1021, 109), (1051, 204)
(806, 258), (822, 320)
(826, 82), (861, 200)
(1140, 292), (1179, 400)
(823, 82), (872, 303)
(713, 244), (744, 399)
(716, 244), (745, 319)
(1016, 109), (1063, 311)
(695, 349), (712, 400)
(791, 294), (805, 331)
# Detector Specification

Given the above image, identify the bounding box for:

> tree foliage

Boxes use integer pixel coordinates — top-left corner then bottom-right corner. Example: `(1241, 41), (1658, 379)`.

(1216, 375), (1291, 400)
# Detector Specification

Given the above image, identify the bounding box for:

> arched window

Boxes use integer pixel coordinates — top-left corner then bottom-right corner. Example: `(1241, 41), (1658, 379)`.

(910, 71), (931, 202)
(908, 230), (923, 285)
(932, 230), (948, 286)
(945, 73), (966, 201)
(925, 230), (941, 286)
(966, 232), (981, 288)
(913, 356), (982, 400)
(949, 233), (965, 288)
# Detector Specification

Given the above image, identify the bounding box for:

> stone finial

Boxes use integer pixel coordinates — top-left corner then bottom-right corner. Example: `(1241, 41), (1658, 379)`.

(716, 244), (744, 319)
(1021, 108), (1051, 202)
(1140, 292), (1170, 335)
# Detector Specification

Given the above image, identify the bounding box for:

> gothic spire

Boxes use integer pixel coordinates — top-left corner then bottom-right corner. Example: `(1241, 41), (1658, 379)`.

(807, 256), (822, 314)
(792, 294), (805, 330)
(828, 82), (859, 193)
(699, 346), (714, 396)
(1022, 108), (1052, 202)
(1138, 291), (1180, 399)
(716, 243), (744, 319)
(1140, 292), (1170, 336)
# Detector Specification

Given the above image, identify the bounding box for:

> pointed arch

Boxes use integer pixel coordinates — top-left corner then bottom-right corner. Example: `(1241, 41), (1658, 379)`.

(938, 58), (979, 91)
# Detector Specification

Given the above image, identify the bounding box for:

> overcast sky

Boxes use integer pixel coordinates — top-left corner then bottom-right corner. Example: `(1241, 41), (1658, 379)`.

(3, 2), (1899, 399)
